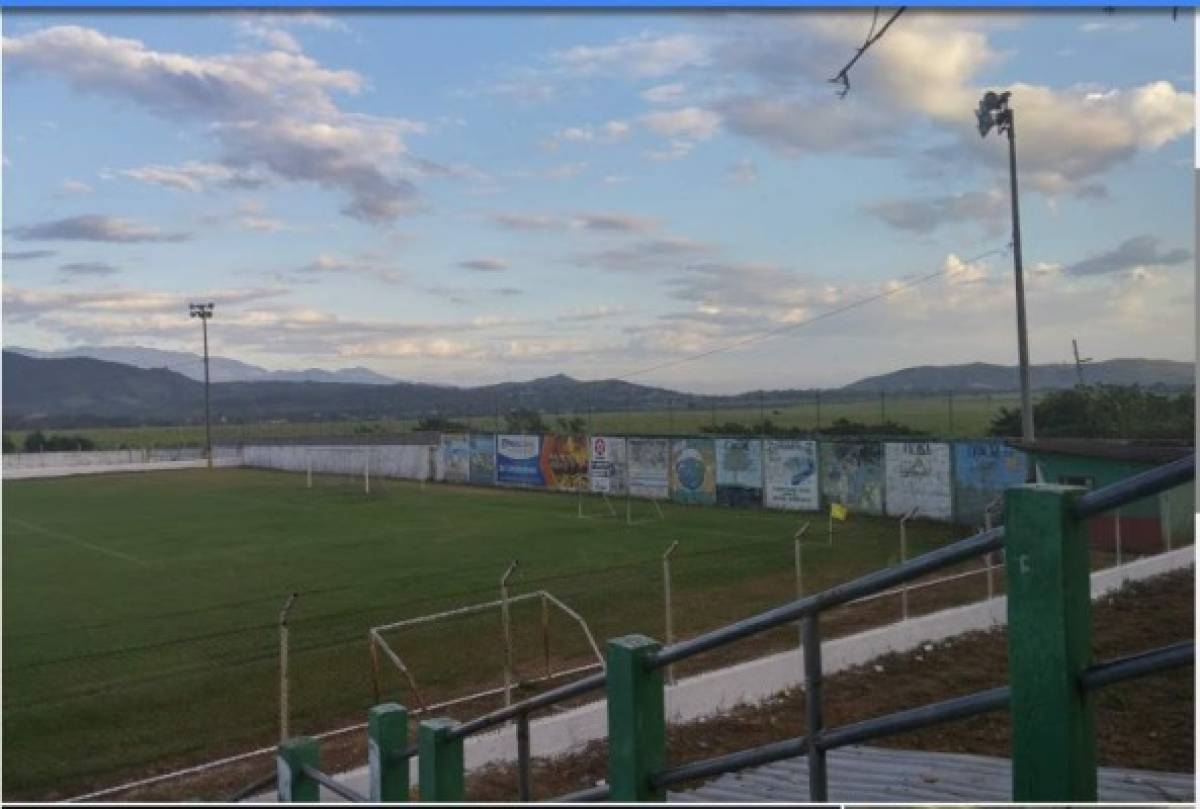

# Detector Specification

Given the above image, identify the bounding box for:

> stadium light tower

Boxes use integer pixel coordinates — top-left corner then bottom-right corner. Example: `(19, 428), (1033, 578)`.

(189, 302), (215, 469)
(977, 90), (1034, 442)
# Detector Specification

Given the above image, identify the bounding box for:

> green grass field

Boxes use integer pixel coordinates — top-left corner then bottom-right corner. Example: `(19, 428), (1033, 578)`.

(3, 468), (967, 799)
(5, 393), (1023, 450)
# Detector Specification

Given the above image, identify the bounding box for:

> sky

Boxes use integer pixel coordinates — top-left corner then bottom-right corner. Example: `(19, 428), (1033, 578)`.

(1, 9), (1195, 393)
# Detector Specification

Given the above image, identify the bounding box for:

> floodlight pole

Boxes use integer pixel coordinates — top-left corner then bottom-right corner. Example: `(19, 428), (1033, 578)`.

(978, 92), (1034, 442)
(1005, 109), (1035, 443)
(189, 302), (215, 468)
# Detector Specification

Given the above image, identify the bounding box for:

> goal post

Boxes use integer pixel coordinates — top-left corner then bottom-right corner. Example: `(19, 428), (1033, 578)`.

(577, 490), (618, 520)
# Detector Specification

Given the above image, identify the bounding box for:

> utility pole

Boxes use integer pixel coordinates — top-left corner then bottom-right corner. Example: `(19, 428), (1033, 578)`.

(188, 302), (215, 468)
(1072, 339), (1092, 387)
(978, 90), (1034, 441)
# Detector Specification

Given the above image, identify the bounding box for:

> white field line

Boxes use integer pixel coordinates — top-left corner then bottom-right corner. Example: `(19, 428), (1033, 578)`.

(7, 517), (151, 567)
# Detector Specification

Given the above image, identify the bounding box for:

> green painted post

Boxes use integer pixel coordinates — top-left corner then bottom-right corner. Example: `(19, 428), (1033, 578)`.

(1005, 484), (1097, 801)
(418, 718), (464, 802)
(606, 635), (666, 801)
(369, 703), (409, 802)
(276, 737), (319, 803)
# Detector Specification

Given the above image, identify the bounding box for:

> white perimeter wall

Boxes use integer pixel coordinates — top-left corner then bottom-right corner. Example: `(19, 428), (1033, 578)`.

(242, 444), (434, 481)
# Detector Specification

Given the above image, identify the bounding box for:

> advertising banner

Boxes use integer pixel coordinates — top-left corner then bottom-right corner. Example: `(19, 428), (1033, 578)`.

(540, 434), (589, 491)
(716, 438), (764, 507)
(885, 441), (953, 521)
(497, 434), (545, 487)
(469, 433), (496, 486)
(439, 434), (470, 483)
(670, 438), (717, 506)
(763, 439), (819, 511)
(627, 438), (670, 500)
(819, 442), (885, 515)
(589, 436), (627, 495)
(953, 441), (1028, 526)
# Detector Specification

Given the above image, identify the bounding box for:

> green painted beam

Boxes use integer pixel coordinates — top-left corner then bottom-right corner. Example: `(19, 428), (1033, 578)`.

(276, 737), (320, 803)
(606, 634), (666, 801)
(1005, 484), (1097, 801)
(369, 703), (410, 802)
(418, 718), (464, 802)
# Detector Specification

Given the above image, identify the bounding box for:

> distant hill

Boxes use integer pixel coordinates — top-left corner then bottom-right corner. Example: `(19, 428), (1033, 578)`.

(6, 345), (397, 385)
(841, 359), (1194, 394)
(3, 350), (1192, 430)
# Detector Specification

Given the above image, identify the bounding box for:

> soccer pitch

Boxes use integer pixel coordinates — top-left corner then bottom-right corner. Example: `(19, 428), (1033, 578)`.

(3, 468), (965, 799)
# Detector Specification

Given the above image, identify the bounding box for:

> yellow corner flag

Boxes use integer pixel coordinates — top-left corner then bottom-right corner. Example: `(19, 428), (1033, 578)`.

(830, 503), (849, 522)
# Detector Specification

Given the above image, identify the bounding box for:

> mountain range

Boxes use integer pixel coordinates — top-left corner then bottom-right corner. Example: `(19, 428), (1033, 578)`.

(2, 348), (1192, 429)
(6, 345), (397, 385)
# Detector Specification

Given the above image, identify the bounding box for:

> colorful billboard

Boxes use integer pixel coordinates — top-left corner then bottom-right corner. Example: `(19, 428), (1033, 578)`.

(670, 438), (717, 506)
(953, 441), (1028, 526)
(469, 433), (496, 486)
(497, 434), (545, 487)
(627, 438), (670, 500)
(885, 441), (953, 521)
(763, 439), (819, 511)
(716, 438), (764, 508)
(589, 436), (627, 495)
(439, 434), (470, 483)
(540, 434), (589, 492)
(819, 442), (885, 515)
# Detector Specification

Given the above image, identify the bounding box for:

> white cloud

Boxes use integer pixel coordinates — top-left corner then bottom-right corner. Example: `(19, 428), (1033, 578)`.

(294, 253), (405, 284)
(458, 257), (509, 272)
(58, 179), (93, 195)
(726, 157), (758, 185)
(639, 107), (721, 140)
(3, 25), (424, 222)
(119, 161), (269, 192)
(8, 214), (190, 243)
(641, 82), (687, 104)
(552, 32), (710, 79)
(864, 188), (1008, 235)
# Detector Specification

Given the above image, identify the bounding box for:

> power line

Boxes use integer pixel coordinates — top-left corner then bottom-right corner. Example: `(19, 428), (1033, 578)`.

(829, 7), (907, 98)
(616, 243), (1011, 383)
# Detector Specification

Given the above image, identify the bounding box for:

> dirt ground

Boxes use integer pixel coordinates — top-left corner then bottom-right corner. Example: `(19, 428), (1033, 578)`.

(115, 565), (1190, 802)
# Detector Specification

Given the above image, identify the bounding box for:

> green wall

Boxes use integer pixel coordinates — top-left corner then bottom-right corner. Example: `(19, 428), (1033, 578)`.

(1031, 451), (1194, 541)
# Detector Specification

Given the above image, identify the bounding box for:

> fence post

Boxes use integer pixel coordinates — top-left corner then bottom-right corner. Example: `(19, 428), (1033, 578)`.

(1005, 484), (1096, 802)
(368, 703), (409, 802)
(418, 718), (464, 801)
(803, 615), (827, 801)
(662, 541), (679, 686)
(606, 635), (665, 801)
(276, 737), (319, 802)
(278, 592), (298, 742)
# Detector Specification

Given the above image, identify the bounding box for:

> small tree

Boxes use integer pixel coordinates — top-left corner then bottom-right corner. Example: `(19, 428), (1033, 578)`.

(505, 408), (548, 434)
(555, 415), (586, 434)
(23, 430), (47, 452)
(2, 434), (14, 454)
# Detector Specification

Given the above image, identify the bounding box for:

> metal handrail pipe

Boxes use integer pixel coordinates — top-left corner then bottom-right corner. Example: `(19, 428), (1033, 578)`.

(650, 735), (808, 790)
(650, 527), (1005, 670)
(818, 685), (1010, 751)
(1079, 641), (1194, 691)
(300, 765), (368, 803)
(1074, 455), (1194, 520)
(447, 671), (607, 741)
(228, 771), (276, 802)
(554, 784), (611, 802)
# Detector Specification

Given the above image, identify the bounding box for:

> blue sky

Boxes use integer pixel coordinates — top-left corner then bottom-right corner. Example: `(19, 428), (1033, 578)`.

(2, 9), (1195, 392)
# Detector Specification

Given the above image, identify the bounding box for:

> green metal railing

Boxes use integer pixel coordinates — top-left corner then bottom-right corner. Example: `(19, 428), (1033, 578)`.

(256, 454), (1193, 803)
